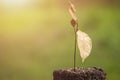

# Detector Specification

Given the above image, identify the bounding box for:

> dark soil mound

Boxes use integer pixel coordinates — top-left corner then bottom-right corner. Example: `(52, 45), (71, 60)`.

(53, 67), (106, 80)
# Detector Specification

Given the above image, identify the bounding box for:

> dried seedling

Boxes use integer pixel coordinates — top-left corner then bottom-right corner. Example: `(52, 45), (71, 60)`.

(69, 1), (92, 71)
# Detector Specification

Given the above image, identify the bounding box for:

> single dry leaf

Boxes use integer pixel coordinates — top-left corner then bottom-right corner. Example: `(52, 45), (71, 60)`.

(77, 30), (92, 62)
(69, 1), (77, 22)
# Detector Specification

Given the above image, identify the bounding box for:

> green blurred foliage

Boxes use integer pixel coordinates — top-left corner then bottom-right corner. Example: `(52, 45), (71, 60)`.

(0, 0), (120, 80)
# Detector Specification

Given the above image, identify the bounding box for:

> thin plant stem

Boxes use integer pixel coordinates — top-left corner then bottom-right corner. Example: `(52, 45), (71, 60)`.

(73, 24), (78, 71)
(74, 31), (77, 71)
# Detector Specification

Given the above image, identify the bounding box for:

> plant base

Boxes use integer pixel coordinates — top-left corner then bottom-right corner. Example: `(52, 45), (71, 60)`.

(53, 67), (106, 80)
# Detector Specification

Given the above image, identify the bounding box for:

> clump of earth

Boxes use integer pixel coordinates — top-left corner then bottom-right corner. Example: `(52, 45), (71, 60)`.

(53, 67), (106, 80)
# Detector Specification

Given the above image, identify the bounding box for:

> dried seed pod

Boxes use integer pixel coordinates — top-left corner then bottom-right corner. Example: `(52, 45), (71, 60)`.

(69, 1), (77, 24)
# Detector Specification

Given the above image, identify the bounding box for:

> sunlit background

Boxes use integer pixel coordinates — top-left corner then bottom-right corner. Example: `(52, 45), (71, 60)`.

(0, 0), (120, 80)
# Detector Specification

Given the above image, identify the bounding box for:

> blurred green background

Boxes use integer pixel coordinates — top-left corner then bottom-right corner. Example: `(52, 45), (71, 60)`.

(0, 0), (120, 80)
